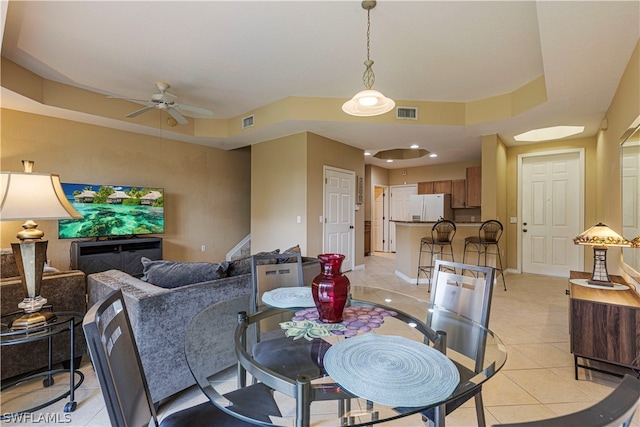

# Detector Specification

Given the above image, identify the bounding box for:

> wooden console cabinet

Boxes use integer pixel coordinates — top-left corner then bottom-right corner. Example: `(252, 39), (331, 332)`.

(70, 237), (163, 278)
(569, 271), (640, 378)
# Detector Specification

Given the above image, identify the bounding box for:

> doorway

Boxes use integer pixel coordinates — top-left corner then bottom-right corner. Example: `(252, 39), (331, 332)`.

(518, 150), (584, 276)
(373, 185), (387, 252)
(388, 185), (418, 252)
(323, 166), (355, 271)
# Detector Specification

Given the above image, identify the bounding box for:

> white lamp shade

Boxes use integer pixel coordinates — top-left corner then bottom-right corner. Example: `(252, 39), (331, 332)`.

(0, 172), (82, 220)
(342, 89), (395, 117)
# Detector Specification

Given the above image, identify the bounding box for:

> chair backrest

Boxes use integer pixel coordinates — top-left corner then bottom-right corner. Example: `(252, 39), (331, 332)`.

(428, 260), (495, 363)
(83, 289), (157, 427)
(479, 219), (503, 243)
(250, 252), (303, 313)
(432, 219), (456, 243)
(492, 374), (640, 427)
(430, 259), (494, 327)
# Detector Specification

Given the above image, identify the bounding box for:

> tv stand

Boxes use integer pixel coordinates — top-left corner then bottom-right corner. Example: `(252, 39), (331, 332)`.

(70, 237), (162, 278)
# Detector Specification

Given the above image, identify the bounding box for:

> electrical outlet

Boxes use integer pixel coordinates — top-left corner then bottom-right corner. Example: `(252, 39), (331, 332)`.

(200, 245), (206, 252)
(510, 217), (517, 224)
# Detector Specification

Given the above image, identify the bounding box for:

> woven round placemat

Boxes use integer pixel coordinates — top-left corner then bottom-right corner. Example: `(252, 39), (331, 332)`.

(262, 287), (315, 308)
(323, 334), (460, 407)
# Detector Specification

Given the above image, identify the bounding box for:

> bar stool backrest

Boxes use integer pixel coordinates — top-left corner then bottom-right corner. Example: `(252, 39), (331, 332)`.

(432, 219), (456, 243)
(479, 220), (503, 243)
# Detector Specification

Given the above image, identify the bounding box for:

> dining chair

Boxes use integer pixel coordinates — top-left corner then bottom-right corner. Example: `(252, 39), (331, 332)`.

(250, 252), (331, 380)
(463, 219), (507, 290)
(492, 374), (640, 427)
(422, 259), (495, 427)
(83, 289), (254, 427)
(416, 219), (456, 289)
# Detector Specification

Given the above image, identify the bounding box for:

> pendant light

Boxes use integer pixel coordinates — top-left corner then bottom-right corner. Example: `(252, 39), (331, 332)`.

(342, 1), (395, 117)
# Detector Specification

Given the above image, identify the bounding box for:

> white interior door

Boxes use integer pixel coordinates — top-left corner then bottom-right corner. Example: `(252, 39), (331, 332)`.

(520, 151), (583, 276)
(622, 144), (640, 272)
(324, 167), (354, 271)
(389, 185), (418, 252)
(373, 186), (386, 252)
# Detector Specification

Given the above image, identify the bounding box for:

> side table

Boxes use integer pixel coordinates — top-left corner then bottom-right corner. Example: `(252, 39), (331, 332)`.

(568, 271), (640, 379)
(1, 310), (85, 420)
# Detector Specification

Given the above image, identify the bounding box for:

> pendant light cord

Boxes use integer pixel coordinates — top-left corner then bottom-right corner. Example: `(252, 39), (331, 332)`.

(363, 7), (375, 90)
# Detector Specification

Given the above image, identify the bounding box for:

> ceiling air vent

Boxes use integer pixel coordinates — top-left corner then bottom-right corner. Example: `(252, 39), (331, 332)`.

(396, 107), (418, 120)
(242, 115), (255, 129)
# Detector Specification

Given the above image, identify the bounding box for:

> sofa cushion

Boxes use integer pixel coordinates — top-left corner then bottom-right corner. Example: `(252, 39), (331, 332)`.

(228, 249), (280, 277)
(141, 257), (230, 289)
(279, 244), (301, 263)
(1, 249), (19, 279)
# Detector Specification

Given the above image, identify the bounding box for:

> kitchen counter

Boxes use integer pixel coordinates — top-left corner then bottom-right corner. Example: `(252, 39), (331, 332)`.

(393, 221), (481, 284)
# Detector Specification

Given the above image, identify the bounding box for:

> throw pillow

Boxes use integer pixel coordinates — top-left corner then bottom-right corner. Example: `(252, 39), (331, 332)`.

(140, 257), (230, 289)
(279, 244), (301, 263)
(228, 249), (280, 277)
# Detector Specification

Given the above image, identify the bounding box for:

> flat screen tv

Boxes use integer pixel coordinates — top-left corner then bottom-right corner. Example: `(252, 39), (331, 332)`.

(58, 182), (164, 239)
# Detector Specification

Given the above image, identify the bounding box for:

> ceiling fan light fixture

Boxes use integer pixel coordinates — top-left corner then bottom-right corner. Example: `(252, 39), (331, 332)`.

(343, 1), (394, 117)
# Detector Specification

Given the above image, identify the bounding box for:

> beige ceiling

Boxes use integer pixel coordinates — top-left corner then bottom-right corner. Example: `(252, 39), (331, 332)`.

(1, 1), (639, 168)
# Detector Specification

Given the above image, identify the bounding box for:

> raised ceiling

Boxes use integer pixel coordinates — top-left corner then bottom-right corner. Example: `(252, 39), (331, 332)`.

(1, 1), (639, 168)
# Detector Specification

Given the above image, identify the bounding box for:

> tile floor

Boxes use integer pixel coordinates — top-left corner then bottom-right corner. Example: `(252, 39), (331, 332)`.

(1, 253), (638, 426)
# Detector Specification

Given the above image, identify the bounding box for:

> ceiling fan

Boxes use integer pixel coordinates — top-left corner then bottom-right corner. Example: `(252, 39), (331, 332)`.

(108, 81), (213, 125)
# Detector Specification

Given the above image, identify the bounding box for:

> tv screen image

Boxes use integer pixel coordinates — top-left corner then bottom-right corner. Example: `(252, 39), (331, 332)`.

(58, 182), (164, 239)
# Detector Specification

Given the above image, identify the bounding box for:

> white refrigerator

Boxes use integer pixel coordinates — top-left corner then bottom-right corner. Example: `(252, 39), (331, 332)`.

(409, 194), (453, 222)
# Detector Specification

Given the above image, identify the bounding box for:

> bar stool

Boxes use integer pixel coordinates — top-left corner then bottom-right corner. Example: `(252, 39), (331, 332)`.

(463, 219), (507, 290)
(417, 219), (456, 290)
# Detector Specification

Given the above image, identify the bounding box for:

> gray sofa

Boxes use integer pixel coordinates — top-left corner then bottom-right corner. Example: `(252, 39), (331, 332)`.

(1, 249), (87, 381)
(87, 255), (320, 404)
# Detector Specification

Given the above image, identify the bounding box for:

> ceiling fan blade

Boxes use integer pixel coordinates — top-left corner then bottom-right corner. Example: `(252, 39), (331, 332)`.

(126, 105), (157, 118)
(167, 108), (189, 125)
(174, 103), (214, 117)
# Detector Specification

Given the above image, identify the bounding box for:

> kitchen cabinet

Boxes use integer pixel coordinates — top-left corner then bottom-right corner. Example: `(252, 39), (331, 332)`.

(417, 180), (451, 195)
(466, 166), (482, 207)
(451, 179), (467, 208)
(417, 181), (433, 194)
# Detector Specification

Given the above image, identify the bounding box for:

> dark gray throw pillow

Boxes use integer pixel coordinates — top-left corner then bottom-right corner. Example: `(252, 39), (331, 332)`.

(228, 249), (280, 277)
(140, 257), (230, 288)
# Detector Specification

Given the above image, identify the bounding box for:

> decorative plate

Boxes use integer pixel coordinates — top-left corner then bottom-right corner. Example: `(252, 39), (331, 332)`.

(261, 287), (315, 308)
(323, 334), (460, 407)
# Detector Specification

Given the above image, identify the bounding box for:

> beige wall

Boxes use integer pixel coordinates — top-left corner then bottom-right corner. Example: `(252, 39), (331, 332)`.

(251, 132), (365, 267)
(388, 159), (481, 186)
(1, 109), (251, 269)
(307, 133), (365, 266)
(601, 40), (640, 277)
(251, 133), (308, 254)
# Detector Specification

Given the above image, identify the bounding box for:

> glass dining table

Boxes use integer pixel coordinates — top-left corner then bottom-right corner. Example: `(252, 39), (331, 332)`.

(185, 285), (507, 427)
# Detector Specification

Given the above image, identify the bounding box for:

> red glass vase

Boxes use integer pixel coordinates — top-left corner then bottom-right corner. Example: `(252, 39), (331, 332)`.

(312, 253), (350, 323)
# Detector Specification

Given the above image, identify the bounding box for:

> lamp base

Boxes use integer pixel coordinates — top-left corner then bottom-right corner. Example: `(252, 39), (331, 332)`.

(587, 279), (615, 287)
(10, 311), (57, 331)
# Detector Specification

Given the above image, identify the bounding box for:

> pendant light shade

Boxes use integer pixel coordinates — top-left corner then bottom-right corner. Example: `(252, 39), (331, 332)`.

(342, 1), (394, 117)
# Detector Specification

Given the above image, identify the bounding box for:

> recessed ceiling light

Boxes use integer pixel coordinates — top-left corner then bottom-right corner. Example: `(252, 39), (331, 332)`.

(386, 159), (393, 163)
(410, 144), (419, 149)
(429, 153), (437, 158)
(514, 126), (585, 142)
(364, 151), (372, 156)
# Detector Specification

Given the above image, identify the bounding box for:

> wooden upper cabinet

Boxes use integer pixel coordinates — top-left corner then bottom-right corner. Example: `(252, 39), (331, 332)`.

(433, 180), (452, 195)
(418, 180), (452, 195)
(417, 181), (434, 194)
(451, 179), (466, 208)
(466, 166), (482, 207)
